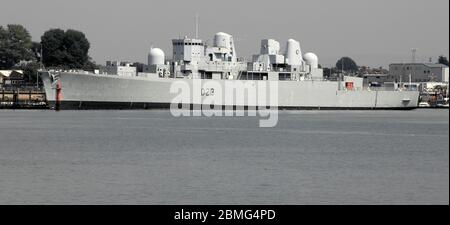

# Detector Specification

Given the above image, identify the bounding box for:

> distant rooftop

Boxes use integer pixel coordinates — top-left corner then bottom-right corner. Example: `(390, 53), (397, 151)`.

(389, 63), (449, 68)
(0, 70), (24, 77)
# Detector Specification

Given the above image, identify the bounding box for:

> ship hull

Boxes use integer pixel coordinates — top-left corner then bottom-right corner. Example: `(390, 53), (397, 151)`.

(46, 101), (417, 110)
(40, 72), (420, 110)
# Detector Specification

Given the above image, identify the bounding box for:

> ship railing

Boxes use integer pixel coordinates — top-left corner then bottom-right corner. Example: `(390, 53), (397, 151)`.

(362, 86), (417, 92)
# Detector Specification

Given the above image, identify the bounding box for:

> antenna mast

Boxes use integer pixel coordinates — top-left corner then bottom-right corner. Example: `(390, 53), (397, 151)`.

(411, 48), (417, 63)
(195, 13), (199, 39)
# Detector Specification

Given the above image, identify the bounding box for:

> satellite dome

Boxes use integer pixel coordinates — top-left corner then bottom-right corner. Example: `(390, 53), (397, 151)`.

(148, 48), (165, 65)
(303, 52), (319, 69)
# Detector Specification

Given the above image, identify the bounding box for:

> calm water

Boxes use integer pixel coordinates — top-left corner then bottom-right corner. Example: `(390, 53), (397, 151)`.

(0, 109), (448, 204)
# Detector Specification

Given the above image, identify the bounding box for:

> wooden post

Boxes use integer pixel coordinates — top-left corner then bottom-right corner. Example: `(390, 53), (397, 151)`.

(12, 89), (18, 109)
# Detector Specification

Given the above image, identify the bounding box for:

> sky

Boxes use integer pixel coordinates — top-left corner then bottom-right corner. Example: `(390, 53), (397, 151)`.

(1, 0), (449, 68)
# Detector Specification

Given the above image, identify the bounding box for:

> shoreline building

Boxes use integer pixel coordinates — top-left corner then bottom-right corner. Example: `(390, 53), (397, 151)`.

(0, 70), (25, 88)
(389, 63), (449, 83)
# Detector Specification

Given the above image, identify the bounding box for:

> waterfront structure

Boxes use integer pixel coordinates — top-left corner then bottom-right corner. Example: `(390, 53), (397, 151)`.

(0, 70), (25, 87)
(389, 63), (449, 83)
(39, 32), (420, 110)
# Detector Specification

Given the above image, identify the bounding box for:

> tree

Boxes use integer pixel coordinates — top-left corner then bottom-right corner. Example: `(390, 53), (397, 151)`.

(41, 28), (92, 69)
(336, 57), (358, 72)
(13, 62), (42, 83)
(31, 41), (42, 62)
(41, 28), (65, 67)
(438, 55), (449, 66)
(0, 24), (35, 69)
(323, 67), (332, 78)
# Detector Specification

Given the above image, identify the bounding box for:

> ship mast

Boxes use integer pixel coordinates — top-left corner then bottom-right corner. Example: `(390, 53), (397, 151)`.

(195, 13), (199, 39)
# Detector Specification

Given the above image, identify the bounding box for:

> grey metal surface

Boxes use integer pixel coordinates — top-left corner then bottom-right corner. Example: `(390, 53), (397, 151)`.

(40, 71), (419, 109)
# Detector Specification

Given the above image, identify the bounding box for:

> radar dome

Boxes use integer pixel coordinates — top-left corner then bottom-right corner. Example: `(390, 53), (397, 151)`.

(148, 48), (165, 65)
(303, 52), (319, 69)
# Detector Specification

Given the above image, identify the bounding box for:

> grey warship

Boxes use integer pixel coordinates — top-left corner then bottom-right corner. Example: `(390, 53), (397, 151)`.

(39, 32), (419, 110)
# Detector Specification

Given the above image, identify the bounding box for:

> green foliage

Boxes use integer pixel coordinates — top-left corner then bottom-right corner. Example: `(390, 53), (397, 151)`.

(336, 57), (358, 72)
(31, 41), (42, 62)
(13, 62), (42, 83)
(438, 56), (449, 66)
(82, 60), (100, 71)
(0, 24), (35, 69)
(41, 28), (92, 69)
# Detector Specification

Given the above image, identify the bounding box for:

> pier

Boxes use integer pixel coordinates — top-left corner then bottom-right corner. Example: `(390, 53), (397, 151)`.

(0, 87), (48, 109)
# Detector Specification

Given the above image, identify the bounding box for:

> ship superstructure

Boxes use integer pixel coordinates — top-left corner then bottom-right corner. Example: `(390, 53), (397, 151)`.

(141, 32), (323, 82)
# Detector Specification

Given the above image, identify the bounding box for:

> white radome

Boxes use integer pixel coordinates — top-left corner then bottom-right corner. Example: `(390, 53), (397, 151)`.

(303, 52), (319, 69)
(148, 48), (165, 65)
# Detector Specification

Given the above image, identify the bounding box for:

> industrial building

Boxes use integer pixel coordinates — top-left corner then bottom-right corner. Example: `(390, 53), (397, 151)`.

(389, 63), (449, 83)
